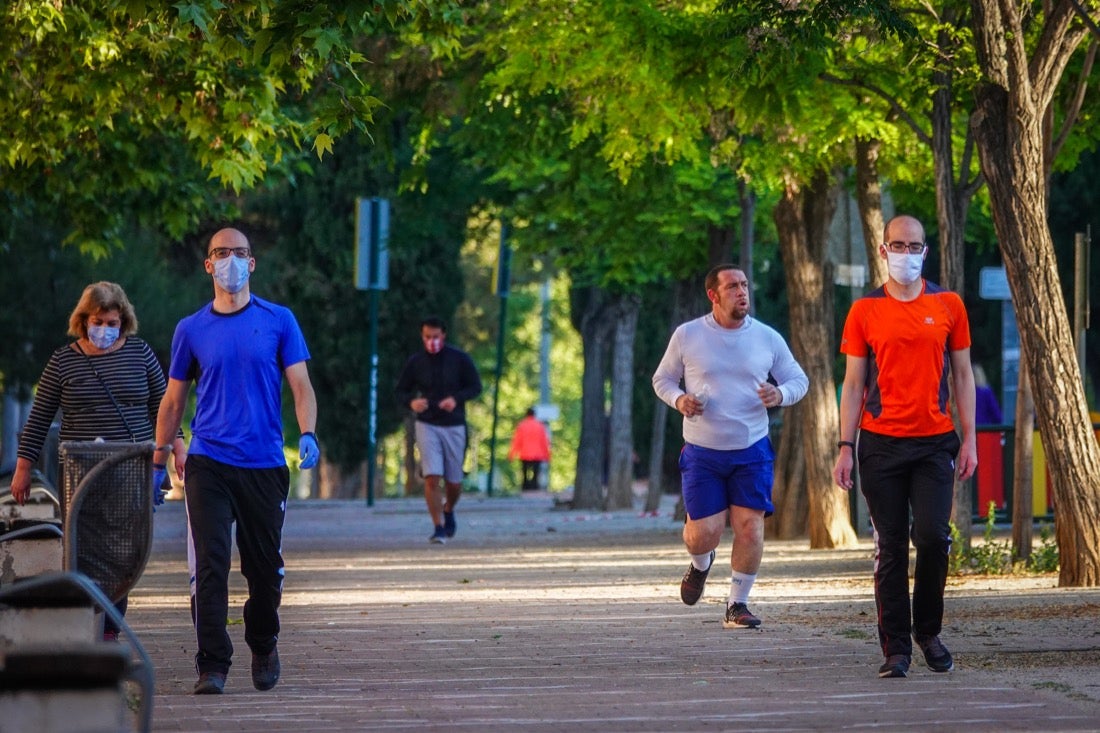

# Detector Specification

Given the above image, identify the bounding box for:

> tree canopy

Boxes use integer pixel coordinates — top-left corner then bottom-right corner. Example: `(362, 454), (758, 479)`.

(0, 1), (462, 252)
(4, 0), (1100, 583)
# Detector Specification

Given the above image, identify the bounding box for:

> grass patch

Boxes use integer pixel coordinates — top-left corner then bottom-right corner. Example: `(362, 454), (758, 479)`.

(839, 628), (872, 640)
(1032, 681), (1072, 693)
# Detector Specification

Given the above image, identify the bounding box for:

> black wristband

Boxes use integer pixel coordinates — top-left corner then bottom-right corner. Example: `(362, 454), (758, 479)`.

(153, 463), (166, 471)
(837, 441), (855, 450)
(302, 432), (316, 439)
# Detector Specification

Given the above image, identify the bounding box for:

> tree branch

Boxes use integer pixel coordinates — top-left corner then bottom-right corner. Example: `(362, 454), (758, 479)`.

(1030, 0), (1091, 108)
(819, 72), (931, 146)
(958, 119), (985, 199)
(1067, 0), (1100, 41)
(1052, 39), (1098, 161)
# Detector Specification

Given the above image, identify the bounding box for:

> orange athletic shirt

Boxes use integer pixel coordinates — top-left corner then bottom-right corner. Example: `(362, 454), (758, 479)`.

(839, 281), (971, 438)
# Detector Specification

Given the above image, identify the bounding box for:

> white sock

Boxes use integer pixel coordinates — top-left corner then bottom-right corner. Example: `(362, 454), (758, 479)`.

(728, 571), (756, 605)
(691, 552), (713, 572)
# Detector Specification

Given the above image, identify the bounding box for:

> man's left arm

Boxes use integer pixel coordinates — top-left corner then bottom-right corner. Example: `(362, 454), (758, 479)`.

(453, 352), (483, 403)
(286, 360), (319, 468)
(949, 347), (977, 481)
(771, 336), (810, 406)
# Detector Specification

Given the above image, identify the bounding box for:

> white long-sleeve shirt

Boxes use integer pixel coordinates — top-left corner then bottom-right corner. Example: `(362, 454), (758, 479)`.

(652, 313), (809, 451)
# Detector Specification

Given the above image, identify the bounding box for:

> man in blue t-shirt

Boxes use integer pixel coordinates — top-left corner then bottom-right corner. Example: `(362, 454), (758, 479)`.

(156, 227), (320, 696)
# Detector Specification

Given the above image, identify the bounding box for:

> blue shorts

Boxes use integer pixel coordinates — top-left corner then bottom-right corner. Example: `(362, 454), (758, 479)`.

(679, 439), (775, 520)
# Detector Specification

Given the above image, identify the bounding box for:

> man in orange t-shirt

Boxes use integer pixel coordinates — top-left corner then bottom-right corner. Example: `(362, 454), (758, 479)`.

(833, 214), (977, 680)
(508, 408), (551, 490)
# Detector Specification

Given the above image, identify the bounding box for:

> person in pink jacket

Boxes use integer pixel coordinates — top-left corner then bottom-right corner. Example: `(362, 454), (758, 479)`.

(508, 408), (551, 491)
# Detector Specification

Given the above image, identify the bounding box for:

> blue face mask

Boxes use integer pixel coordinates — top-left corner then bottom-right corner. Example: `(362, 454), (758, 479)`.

(87, 324), (120, 350)
(214, 254), (251, 293)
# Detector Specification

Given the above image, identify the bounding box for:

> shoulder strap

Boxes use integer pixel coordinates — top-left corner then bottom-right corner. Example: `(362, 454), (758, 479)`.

(74, 342), (139, 442)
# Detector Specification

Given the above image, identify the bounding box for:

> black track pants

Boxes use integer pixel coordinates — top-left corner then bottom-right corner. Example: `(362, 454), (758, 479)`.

(185, 454), (289, 675)
(857, 430), (960, 658)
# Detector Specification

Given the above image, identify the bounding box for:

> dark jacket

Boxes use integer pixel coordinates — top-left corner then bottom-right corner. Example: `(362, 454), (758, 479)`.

(394, 345), (482, 427)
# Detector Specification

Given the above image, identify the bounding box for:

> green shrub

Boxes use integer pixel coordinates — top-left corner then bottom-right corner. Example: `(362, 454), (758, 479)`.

(1025, 523), (1060, 573)
(949, 503), (1058, 575)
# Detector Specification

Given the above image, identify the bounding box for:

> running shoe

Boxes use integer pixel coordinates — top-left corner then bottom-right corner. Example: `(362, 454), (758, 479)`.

(679, 550), (714, 605)
(722, 602), (762, 629)
(878, 654), (911, 678)
(251, 648), (280, 691)
(194, 671), (226, 695)
(914, 634), (954, 672)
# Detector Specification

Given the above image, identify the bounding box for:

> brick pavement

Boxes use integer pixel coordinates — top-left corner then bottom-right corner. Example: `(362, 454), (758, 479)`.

(125, 493), (1100, 732)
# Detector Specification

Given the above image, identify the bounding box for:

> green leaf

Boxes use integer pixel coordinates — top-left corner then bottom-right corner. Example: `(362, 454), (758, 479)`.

(312, 133), (334, 159)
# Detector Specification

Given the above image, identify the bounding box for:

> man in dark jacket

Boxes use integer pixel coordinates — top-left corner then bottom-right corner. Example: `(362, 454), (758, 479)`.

(395, 317), (483, 543)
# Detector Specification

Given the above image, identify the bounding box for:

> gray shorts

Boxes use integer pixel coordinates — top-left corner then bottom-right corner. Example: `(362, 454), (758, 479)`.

(415, 422), (468, 484)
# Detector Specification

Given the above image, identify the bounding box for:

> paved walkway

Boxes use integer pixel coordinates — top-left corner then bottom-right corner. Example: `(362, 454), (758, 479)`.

(126, 493), (1100, 732)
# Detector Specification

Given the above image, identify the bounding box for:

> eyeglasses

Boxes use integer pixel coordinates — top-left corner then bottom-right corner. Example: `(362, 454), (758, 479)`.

(208, 247), (252, 259)
(884, 241), (926, 254)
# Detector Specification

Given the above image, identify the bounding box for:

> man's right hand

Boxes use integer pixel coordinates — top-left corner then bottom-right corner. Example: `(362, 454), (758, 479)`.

(833, 452), (855, 491)
(410, 397), (429, 413)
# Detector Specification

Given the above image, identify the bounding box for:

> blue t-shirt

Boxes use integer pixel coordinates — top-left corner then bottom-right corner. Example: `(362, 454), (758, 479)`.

(168, 295), (310, 468)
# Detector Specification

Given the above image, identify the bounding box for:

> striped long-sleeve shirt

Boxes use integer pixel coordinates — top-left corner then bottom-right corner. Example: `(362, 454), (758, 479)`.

(16, 337), (168, 465)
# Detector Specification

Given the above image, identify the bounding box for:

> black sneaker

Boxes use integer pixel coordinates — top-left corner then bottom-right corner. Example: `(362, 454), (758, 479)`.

(878, 654), (910, 678)
(914, 634), (954, 672)
(679, 550), (714, 605)
(443, 511), (456, 538)
(722, 602), (762, 629)
(429, 525), (447, 544)
(251, 648), (280, 691)
(194, 671), (226, 695)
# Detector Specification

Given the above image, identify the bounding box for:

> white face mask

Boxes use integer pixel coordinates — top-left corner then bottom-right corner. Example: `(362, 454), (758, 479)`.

(87, 324), (120, 350)
(886, 250), (924, 286)
(214, 255), (251, 293)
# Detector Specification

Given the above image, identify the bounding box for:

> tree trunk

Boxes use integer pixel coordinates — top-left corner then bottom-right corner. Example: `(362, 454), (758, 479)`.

(645, 280), (695, 514)
(645, 397), (668, 514)
(929, 20), (982, 547)
(853, 137), (888, 288)
(403, 413), (420, 497)
(318, 460), (360, 500)
(769, 408), (807, 539)
(773, 170), (858, 548)
(707, 224), (734, 268)
(970, 0), (1100, 585)
(571, 285), (612, 510)
(1011, 357), (1035, 561)
(739, 180), (756, 307)
(606, 294), (640, 510)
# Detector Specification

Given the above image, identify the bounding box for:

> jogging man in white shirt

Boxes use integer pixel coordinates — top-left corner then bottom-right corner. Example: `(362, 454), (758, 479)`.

(653, 264), (808, 628)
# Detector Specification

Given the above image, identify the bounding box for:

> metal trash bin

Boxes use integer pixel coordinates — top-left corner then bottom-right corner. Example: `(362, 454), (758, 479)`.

(59, 441), (155, 604)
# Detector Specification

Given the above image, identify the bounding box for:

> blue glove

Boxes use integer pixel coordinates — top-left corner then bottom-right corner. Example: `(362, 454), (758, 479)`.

(152, 464), (167, 508)
(299, 432), (320, 469)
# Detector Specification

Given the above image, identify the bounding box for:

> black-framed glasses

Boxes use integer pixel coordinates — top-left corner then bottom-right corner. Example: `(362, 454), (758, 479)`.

(208, 247), (252, 259)
(884, 241), (926, 254)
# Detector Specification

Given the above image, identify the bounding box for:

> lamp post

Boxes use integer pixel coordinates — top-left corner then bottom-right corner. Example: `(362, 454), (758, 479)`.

(486, 221), (511, 496)
(355, 197), (389, 506)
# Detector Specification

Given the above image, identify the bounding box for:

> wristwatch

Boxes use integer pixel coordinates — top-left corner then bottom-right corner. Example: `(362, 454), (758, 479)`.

(837, 441), (855, 450)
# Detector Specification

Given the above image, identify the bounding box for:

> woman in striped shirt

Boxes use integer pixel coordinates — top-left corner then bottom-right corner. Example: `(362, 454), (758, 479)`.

(9, 281), (184, 639)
